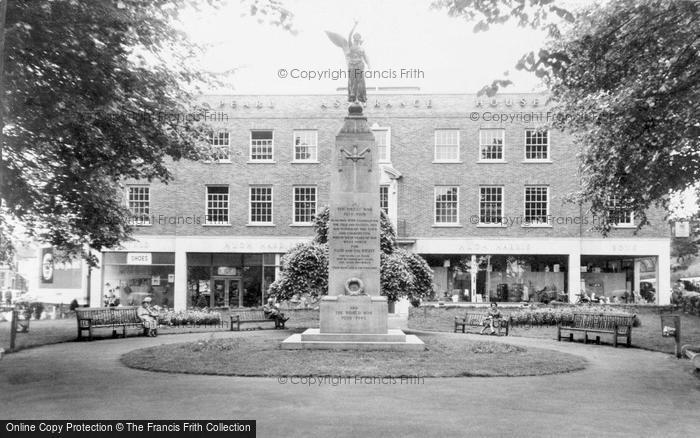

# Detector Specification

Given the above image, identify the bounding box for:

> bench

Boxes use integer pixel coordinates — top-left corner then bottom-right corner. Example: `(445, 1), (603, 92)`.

(230, 309), (286, 331)
(76, 307), (144, 341)
(681, 345), (700, 370)
(557, 312), (635, 348)
(454, 312), (511, 336)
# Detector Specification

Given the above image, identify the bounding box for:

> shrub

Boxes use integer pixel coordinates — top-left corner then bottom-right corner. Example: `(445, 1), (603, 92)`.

(157, 308), (222, 326)
(507, 306), (640, 327)
(672, 291), (700, 316)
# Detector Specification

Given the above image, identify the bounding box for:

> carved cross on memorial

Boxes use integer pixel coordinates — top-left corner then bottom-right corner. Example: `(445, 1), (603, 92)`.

(339, 144), (372, 191)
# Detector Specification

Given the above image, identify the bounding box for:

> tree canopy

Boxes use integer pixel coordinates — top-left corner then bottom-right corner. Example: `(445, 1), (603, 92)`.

(435, 0), (699, 231)
(269, 207), (434, 303)
(0, 0), (295, 264)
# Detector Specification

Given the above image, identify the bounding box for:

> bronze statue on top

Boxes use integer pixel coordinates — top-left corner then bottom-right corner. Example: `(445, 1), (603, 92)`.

(326, 20), (370, 104)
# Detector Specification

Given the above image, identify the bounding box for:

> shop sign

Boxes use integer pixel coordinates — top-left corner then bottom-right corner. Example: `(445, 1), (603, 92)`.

(127, 253), (152, 265)
(217, 267), (238, 276)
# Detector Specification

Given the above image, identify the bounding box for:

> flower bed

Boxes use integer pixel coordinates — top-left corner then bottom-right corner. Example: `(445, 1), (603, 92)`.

(157, 309), (222, 327)
(508, 306), (640, 327)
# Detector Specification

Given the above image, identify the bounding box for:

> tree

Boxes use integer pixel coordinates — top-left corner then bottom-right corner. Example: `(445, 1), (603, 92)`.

(269, 207), (434, 303)
(0, 0), (295, 264)
(435, 0), (699, 232)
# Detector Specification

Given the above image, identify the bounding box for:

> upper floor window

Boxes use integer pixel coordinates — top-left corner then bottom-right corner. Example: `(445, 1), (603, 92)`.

(209, 131), (230, 161)
(606, 196), (634, 226)
(293, 186), (317, 224)
(293, 130), (318, 162)
(434, 186), (459, 225)
(525, 129), (549, 161)
(372, 128), (390, 162)
(205, 186), (229, 225)
(380, 185), (389, 215)
(524, 186), (549, 226)
(479, 129), (505, 162)
(127, 185), (150, 225)
(250, 130), (274, 162)
(479, 186), (503, 225)
(434, 129), (460, 162)
(250, 186), (273, 224)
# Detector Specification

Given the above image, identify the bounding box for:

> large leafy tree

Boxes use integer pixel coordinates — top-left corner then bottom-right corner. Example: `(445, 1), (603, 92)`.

(435, 0), (699, 231)
(0, 0), (295, 264)
(269, 207), (434, 303)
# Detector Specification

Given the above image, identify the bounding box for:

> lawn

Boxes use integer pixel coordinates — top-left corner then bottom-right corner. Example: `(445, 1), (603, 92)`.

(120, 330), (587, 377)
(409, 305), (700, 355)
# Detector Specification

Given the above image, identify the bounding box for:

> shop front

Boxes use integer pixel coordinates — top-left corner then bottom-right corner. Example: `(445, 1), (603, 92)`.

(102, 252), (175, 307)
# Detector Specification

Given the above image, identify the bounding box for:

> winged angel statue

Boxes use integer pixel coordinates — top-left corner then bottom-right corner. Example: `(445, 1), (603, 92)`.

(326, 21), (370, 103)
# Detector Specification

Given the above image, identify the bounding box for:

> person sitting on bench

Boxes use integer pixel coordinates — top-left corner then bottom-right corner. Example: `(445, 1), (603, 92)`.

(137, 297), (159, 337)
(480, 302), (502, 335)
(263, 298), (289, 328)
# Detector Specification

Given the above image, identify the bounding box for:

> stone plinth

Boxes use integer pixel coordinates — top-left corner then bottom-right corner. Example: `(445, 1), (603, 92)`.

(319, 295), (387, 334)
(281, 329), (425, 351)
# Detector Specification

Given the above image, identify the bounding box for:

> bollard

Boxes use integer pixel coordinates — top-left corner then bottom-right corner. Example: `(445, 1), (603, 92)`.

(10, 309), (18, 352)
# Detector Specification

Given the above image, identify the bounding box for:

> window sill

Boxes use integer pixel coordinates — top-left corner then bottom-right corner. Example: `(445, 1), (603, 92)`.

(290, 223), (314, 227)
(612, 224), (636, 229)
(247, 223), (275, 227)
(291, 160), (319, 164)
(432, 160), (463, 164)
(521, 224), (553, 228)
(432, 223), (462, 228)
(522, 160), (552, 164)
(203, 223), (231, 227)
(203, 160), (232, 164)
(477, 224), (507, 228)
(477, 160), (507, 164)
(247, 160), (276, 164)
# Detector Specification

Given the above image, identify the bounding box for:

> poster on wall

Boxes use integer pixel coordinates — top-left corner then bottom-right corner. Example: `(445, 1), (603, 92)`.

(151, 275), (161, 286)
(40, 247), (54, 284)
(168, 274), (175, 283)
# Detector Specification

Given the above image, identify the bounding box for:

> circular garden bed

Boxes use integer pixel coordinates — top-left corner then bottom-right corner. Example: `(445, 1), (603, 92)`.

(121, 331), (586, 377)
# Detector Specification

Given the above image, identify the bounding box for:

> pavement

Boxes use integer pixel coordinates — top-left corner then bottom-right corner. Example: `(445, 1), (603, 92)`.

(1, 330), (699, 438)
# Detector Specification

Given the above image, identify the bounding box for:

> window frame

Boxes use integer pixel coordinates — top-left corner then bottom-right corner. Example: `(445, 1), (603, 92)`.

(606, 196), (635, 228)
(292, 185), (317, 226)
(523, 128), (550, 162)
(126, 185), (151, 226)
(379, 185), (390, 216)
(249, 130), (275, 163)
(205, 185), (230, 226)
(478, 186), (505, 226)
(208, 130), (231, 163)
(292, 130), (319, 163)
(523, 185), (550, 227)
(249, 185), (274, 225)
(433, 129), (461, 163)
(433, 186), (460, 226)
(478, 128), (506, 163)
(372, 126), (391, 163)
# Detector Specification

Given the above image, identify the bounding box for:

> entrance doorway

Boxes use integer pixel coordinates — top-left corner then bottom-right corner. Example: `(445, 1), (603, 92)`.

(210, 277), (242, 308)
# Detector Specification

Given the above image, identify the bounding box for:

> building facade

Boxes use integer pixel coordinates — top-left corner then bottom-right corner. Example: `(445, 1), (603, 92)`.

(89, 93), (671, 309)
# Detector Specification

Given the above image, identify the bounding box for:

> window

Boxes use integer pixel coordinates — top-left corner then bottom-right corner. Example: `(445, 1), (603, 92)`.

(208, 131), (230, 161)
(127, 186), (150, 225)
(380, 185), (389, 215)
(434, 186), (459, 224)
(293, 186), (317, 224)
(525, 129), (549, 160)
(293, 130), (318, 162)
(479, 186), (503, 225)
(250, 186), (273, 224)
(250, 130), (274, 161)
(434, 130), (460, 162)
(524, 186), (549, 225)
(607, 196), (633, 226)
(372, 128), (390, 162)
(206, 186), (229, 225)
(479, 129), (505, 161)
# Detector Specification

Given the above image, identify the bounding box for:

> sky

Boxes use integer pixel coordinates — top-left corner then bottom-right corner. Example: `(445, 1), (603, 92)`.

(180, 0), (552, 95)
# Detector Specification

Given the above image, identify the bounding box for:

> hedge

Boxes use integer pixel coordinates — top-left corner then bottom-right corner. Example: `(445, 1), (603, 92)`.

(671, 291), (700, 316)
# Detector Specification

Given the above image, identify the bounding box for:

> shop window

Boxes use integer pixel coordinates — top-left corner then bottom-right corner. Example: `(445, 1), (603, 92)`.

(102, 252), (175, 308)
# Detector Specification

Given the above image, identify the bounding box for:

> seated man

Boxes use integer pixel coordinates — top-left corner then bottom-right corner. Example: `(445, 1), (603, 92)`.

(480, 302), (502, 335)
(137, 296), (159, 337)
(263, 298), (289, 329)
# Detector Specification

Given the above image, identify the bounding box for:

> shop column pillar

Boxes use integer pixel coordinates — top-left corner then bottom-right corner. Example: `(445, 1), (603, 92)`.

(658, 247), (671, 305)
(633, 258), (642, 296)
(470, 254), (477, 302)
(568, 251), (581, 303)
(174, 248), (187, 311)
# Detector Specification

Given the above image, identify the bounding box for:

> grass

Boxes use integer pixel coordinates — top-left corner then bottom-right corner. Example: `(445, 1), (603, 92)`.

(409, 306), (700, 354)
(120, 330), (587, 377)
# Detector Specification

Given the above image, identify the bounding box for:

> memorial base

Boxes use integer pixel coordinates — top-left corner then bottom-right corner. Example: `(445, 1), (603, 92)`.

(280, 329), (425, 351)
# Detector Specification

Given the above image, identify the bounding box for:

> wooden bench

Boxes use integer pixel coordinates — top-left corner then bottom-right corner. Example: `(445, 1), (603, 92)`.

(681, 345), (700, 370)
(557, 312), (635, 348)
(454, 312), (511, 336)
(230, 309), (286, 331)
(76, 307), (144, 341)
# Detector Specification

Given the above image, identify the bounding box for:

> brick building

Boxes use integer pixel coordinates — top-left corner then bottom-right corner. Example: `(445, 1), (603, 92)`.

(89, 92), (671, 309)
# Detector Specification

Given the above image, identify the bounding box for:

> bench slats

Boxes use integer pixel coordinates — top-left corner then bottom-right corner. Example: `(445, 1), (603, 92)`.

(454, 312), (510, 336)
(558, 312), (634, 348)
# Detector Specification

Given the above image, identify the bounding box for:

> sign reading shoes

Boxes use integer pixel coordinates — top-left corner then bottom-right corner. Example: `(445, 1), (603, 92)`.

(127, 252), (152, 265)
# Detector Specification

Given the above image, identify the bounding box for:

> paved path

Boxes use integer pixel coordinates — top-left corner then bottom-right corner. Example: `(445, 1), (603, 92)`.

(1, 331), (698, 437)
